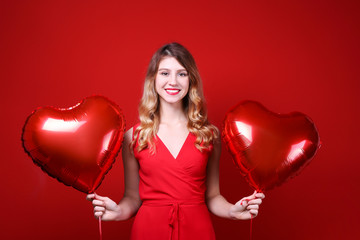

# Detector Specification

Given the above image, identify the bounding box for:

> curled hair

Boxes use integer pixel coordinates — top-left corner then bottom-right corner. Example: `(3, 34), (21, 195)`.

(130, 42), (219, 154)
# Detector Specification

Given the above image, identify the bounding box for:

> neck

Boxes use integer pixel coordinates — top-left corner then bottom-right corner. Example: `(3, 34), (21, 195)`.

(159, 99), (187, 125)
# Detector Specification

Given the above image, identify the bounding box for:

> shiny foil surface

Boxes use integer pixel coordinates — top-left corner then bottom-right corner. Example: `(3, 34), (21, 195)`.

(222, 101), (320, 191)
(22, 95), (125, 193)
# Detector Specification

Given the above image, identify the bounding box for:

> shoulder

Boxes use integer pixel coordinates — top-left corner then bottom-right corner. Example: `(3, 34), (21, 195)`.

(123, 128), (133, 143)
(124, 123), (140, 143)
(212, 125), (220, 133)
(211, 125), (221, 149)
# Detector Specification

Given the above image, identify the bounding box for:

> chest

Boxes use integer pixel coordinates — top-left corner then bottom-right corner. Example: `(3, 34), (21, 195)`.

(135, 133), (211, 178)
(156, 127), (190, 160)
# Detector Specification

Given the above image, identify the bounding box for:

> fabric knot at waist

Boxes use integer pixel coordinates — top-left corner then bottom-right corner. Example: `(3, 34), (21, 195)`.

(142, 199), (206, 240)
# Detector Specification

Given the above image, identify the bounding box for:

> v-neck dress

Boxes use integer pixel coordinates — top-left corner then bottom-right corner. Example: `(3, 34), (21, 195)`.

(130, 123), (216, 240)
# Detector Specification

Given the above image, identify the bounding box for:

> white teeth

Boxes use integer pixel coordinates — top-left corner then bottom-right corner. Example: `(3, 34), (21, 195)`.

(166, 89), (180, 93)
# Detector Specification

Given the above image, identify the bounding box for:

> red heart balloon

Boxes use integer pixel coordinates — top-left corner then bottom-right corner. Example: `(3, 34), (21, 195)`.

(222, 101), (320, 192)
(22, 95), (125, 193)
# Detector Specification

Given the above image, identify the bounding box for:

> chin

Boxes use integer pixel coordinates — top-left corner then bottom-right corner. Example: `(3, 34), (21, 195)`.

(161, 97), (184, 105)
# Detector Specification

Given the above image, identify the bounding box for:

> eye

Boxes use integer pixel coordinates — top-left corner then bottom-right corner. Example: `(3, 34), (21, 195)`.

(160, 72), (169, 76)
(179, 72), (188, 77)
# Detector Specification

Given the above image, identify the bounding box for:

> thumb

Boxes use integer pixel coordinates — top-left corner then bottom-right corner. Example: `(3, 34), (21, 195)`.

(235, 198), (249, 210)
(94, 193), (108, 201)
(86, 193), (95, 201)
(94, 193), (115, 207)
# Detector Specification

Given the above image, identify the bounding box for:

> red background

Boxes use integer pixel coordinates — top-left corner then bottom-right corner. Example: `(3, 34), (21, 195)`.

(1, 0), (359, 239)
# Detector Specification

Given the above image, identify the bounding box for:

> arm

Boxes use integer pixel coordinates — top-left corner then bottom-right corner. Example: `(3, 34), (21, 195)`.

(86, 127), (142, 221)
(205, 130), (265, 220)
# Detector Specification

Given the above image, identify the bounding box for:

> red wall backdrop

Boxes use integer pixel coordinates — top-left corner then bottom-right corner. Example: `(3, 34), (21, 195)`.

(1, 0), (359, 239)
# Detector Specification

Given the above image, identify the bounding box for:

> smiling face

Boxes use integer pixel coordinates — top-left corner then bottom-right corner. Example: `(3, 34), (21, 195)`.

(155, 57), (190, 105)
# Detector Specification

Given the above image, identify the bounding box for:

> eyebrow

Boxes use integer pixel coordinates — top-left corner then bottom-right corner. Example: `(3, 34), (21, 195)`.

(158, 68), (187, 72)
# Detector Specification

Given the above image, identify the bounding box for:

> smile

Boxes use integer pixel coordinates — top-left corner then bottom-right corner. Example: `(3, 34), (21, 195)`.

(165, 89), (181, 95)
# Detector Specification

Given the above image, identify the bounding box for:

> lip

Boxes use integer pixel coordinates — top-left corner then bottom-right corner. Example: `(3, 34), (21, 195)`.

(165, 88), (181, 95)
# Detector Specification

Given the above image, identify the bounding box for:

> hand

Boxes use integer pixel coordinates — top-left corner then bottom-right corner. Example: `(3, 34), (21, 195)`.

(86, 193), (121, 221)
(229, 191), (265, 220)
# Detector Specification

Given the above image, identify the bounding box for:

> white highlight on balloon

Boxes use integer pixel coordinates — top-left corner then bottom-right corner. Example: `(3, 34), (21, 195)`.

(287, 140), (307, 163)
(235, 121), (253, 147)
(102, 130), (114, 151)
(42, 118), (86, 132)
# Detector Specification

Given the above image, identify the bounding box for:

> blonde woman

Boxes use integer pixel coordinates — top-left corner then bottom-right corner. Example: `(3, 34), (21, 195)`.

(86, 42), (265, 239)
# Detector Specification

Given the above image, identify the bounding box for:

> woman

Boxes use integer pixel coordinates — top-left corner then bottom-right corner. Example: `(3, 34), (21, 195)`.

(86, 42), (265, 239)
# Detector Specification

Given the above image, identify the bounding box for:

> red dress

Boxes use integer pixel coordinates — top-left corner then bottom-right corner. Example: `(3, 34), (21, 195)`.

(130, 124), (216, 240)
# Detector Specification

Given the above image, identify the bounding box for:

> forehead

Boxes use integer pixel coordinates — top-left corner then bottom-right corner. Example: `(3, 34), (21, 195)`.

(158, 57), (185, 70)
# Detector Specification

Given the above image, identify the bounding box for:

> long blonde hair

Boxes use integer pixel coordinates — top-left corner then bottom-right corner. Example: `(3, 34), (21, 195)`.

(130, 42), (219, 154)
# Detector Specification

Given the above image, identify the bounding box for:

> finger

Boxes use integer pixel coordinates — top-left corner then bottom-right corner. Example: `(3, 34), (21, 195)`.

(255, 193), (265, 199)
(243, 193), (257, 202)
(249, 209), (258, 217)
(94, 211), (103, 217)
(246, 204), (259, 210)
(94, 194), (109, 202)
(232, 203), (246, 212)
(248, 199), (262, 205)
(86, 194), (95, 201)
(238, 196), (254, 205)
(92, 199), (105, 207)
(235, 199), (249, 209)
(94, 193), (103, 199)
(94, 206), (105, 212)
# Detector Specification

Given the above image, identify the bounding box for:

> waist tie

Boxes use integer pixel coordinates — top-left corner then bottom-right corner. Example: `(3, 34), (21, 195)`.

(142, 199), (205, 240)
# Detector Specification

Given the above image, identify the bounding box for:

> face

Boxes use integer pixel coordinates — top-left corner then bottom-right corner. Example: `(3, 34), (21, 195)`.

(155, 57), (190, 105)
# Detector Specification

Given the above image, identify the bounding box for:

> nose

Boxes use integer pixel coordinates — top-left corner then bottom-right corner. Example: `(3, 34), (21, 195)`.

(168, 73), (178, 85)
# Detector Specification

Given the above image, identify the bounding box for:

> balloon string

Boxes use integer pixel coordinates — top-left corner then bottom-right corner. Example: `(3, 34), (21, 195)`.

(250, 214), (253, 240)
(240, 197), (254, 240)
(93, 192), (103, 240)
(99, 216), (103, 240)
